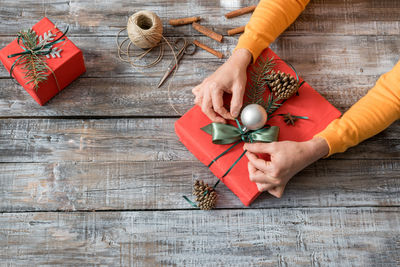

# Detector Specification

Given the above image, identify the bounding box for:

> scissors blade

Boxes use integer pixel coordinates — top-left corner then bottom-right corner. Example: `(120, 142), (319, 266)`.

(158, 39), (191, 87)
(157, 61), (177, 88)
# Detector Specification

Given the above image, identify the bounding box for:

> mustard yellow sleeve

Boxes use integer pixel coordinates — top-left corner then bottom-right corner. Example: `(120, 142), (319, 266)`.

(235, 0), (310, 63)
(315, 60), (400, 156)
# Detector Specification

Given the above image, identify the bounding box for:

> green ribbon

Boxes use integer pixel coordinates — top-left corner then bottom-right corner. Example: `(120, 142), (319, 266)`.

(202, 119), (279, 178)
(273, 113), (309, 120)
(201, 121), (279, 145)
(7, 26), (69, 80)
(184, 58), (307, 208)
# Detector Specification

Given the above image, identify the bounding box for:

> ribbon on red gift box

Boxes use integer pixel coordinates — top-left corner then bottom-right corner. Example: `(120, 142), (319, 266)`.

(180, 54), (318, 208)
(201, 119), (280, 177)
(183, 119), (280, 208)
(7, 26), (69, 91)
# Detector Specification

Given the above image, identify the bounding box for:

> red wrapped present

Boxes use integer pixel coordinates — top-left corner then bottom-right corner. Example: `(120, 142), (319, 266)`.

(175, 48), (341, 206)
(0, 17), (86, 105)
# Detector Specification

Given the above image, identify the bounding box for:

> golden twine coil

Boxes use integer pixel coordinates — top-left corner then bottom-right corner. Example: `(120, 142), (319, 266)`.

(127, 10), (163, 49)
(116, 10), (182, 115)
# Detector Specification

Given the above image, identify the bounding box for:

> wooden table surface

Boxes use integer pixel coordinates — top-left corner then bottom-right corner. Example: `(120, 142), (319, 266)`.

(1, 0), (399, 266)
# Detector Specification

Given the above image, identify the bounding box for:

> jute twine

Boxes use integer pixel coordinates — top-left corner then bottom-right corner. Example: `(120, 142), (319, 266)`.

(127, 10), (163, 49)
(116, 10), (181, 115)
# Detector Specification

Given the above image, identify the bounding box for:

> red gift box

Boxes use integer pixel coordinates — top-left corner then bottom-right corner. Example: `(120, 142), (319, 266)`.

(0, 17), (86, 105)
(175, 48), (342, 206)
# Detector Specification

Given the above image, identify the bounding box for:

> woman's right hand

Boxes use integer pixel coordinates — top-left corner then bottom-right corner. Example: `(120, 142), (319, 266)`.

(192, 48), (252, 123)
(244, 137), (330, 198)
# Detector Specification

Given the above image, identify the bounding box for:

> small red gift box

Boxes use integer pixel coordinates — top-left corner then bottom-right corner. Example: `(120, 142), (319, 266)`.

(0, 17), (86, 105)
(175, 48), (342, 206)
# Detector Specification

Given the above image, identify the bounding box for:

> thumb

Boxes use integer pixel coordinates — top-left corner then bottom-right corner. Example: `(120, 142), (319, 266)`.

(230, 83), (245, 118)
(244, 142), (276, 154)
(268, 185), (285, 198)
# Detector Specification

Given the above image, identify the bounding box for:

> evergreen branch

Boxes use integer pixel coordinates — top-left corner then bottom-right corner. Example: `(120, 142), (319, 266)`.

(265, 95), (283, 116)
(16, 29), (49, 91)
(244, 56), (275, 106)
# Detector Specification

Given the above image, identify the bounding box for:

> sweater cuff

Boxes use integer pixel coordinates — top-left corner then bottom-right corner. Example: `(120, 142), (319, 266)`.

(235, 32), (269, 64)
(314, 120), (343, 157)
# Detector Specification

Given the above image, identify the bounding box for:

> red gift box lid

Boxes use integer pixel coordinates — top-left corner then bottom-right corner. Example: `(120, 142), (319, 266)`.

(0, 17), (85, 105)
(175, 48), (342, 206)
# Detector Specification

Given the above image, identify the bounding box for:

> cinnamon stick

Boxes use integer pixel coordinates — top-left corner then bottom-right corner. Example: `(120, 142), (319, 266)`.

(227, 26), (245, 36)
(225, 5), (256, 19)
(169, 16), (201, 26)
(192, 22), (223, 43)
(193, 40), (223, 59)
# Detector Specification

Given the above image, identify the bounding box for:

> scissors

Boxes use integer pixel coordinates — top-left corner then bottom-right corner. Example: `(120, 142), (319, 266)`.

(157, 38), (196, 88)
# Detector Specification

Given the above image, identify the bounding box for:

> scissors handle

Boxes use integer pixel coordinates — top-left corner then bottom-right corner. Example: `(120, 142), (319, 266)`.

(183, 42), (196, 55)
(174, 38), (196, 55)
(169, 39), (195, 67)
(157, 38), (196, 88)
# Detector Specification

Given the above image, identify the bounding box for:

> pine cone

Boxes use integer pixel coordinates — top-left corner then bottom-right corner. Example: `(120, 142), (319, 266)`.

(193, 180), (217, 210)
(267, 70), (299, 100)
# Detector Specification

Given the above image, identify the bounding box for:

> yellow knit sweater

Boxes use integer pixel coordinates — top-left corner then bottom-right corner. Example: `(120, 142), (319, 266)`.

(235, 0), (400, 156)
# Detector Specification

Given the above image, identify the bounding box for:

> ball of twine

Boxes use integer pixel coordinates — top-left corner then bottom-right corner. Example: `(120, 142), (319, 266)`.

(116, 11), (182, 115)
(127, 10), (163, 49)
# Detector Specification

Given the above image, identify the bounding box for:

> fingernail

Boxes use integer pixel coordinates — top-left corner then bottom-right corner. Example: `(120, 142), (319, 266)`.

(232, 111), (239, 118)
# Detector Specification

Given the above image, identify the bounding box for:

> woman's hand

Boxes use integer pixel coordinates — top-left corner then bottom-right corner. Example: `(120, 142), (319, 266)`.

(192, 48), (252, 123)
(244, 137), (330, 198)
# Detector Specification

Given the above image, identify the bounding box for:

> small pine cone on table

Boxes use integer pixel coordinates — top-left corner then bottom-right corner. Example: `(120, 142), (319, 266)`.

(267, 70), (299, 100)
(193, 180), (217, 210)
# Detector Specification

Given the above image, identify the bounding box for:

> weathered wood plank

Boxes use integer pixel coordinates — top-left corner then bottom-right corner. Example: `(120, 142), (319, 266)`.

(0, 35), (229, 79)
(1, 35), (398, 79)
(0, 35), (399, 116)
(0, 1), (399, 264)
(1, 0), (400, 37)
(1, 208), (399, 266)
(0, 75), (384, 116)
(0, 118), (398, 163)
(0, 159), (399, 211)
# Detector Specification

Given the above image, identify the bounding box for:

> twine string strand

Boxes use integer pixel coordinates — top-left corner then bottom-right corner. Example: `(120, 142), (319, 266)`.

(116, 10), (182, 115)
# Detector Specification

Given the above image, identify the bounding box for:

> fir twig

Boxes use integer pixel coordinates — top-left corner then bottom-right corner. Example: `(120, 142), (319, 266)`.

(265, 95), (283, 115)
(244, 56), (275, 108)
(16, 29), (49, 91)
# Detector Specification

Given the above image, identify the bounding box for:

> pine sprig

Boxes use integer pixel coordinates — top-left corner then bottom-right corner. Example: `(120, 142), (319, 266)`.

(17, 29), (37, 48)
(265, 95), (284, 115)
(244, 56), (275, 108)
(244, 54), (305, 117)
(16, 29), (49, 91)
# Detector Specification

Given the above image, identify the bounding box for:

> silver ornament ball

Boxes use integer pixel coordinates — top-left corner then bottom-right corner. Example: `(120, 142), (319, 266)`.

(240, 104), (268, 130)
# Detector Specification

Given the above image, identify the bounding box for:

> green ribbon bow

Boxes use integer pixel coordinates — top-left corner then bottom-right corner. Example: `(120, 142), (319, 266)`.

(7, 26), (69, 82)
(201, 119), (279, 178)
(201, 122), (279, 145)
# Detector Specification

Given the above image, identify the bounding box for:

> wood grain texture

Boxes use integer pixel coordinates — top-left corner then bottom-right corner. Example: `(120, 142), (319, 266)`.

(0, 74), (386, 117)
(0, 35), (399, 116)
(2, 34), (397, 79)
(0, 73), (390, 116)
(1, 0), (400, 37)
(1, 208), (399, 266)
(0, 159), (399, 211)
(1, 0), (400, 264)
(0, 118), (398, 163)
